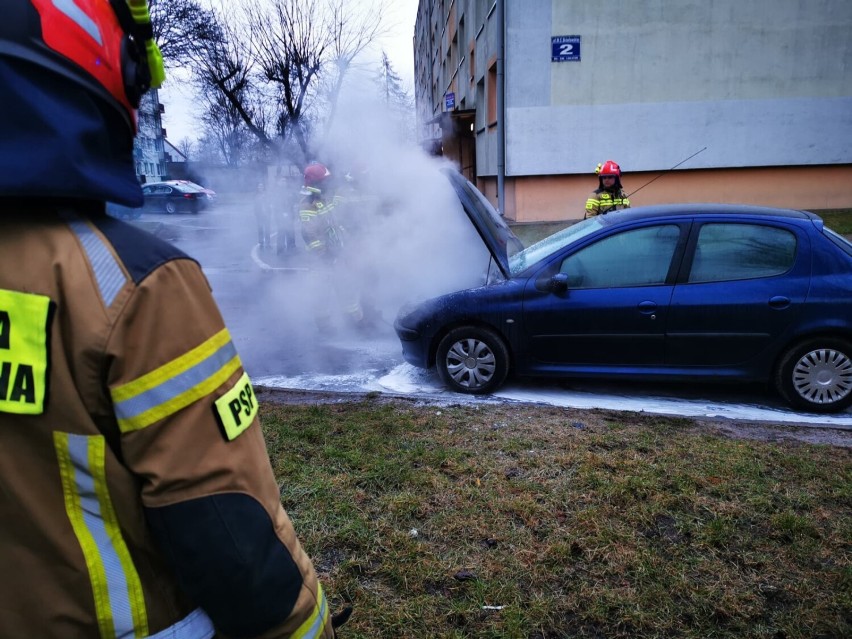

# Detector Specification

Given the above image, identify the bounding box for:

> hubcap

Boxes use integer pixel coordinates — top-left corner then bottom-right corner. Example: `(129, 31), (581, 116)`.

(792, 348), (852, 405)
(445, 338), (496, 389)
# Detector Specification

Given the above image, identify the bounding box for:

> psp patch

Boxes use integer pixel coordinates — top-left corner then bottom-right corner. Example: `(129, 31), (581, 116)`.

(0, 289), (53, 415)
(214, 372), (259, 441)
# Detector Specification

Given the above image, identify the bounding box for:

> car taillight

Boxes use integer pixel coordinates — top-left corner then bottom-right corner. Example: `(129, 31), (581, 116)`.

(183, 193), (195, 199)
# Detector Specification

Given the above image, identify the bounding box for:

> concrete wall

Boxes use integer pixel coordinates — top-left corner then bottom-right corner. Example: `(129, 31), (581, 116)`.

(416, 0), (852, 219)
(504, 0), (852, 174)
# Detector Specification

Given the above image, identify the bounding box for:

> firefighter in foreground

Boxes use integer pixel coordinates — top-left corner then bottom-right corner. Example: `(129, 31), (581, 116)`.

(584, 159), (631, 217)
(0, 1), (343, 637)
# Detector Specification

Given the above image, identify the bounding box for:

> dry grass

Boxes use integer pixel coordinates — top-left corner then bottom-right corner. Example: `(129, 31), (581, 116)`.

(261, 400), (852, 638)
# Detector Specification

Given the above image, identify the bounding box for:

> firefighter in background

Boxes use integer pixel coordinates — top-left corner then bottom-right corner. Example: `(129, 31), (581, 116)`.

(253, 180), (273, 248)
(275, 171), (298, 255)
(299, 163), (365, 327)
(585, 159), (631, 218)
(0, 1), (344, 637)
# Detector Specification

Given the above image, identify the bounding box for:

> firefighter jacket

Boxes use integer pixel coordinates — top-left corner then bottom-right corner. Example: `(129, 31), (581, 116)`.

(585, 188), (630, 217)
(0, 203), (334, 639)
(299, 188), (345, 259)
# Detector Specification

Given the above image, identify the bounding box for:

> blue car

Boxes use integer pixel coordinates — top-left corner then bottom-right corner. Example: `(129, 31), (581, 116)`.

(394, 170), (852, 413)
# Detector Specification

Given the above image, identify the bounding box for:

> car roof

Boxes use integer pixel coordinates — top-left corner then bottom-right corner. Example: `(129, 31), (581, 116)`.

(143, 181), (191, 191)
(598, 203), (819, 224)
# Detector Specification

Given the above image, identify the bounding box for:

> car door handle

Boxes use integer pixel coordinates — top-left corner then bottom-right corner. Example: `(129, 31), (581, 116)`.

(638, 301), (658, 314)
(768, 296), (791, 310)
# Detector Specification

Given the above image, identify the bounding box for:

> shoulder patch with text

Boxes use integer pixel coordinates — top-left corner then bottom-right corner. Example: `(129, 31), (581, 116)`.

(0, 289), (53, 415)
(214, 372), (258, 441)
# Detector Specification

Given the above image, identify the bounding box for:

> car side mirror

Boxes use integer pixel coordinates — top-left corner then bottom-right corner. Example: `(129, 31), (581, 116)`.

(549, 272), (570, 293)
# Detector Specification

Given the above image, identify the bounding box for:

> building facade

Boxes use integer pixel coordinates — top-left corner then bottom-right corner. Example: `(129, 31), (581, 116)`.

(414, 0), (852, 222)
(134, 89), (167, 184)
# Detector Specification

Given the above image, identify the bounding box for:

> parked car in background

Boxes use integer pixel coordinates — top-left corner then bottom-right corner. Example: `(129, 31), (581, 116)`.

(169, 179), (217, 201)
(141, 181), (211, 214)
(394, 170), (852, 413)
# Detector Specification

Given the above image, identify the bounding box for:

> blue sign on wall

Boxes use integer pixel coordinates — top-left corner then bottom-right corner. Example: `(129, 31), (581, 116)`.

(552, 36), (581, 62)
(445, 92), (455, 110)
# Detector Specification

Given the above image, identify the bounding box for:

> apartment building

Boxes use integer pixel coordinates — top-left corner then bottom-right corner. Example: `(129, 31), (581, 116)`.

(414, 0), (852, 221)
(134, 89), (167, 184)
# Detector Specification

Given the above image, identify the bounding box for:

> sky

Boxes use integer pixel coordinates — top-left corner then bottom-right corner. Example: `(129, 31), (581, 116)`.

(158, 0), (420, 144)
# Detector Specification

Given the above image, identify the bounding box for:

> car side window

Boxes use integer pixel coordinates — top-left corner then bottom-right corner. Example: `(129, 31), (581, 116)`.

(688, 223), (796, 283)
(559, 224), (680, 289)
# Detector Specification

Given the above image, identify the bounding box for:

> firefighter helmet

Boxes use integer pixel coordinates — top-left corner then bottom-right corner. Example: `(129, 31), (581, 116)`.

(598, 160), (621, 177)
(0, 0), (165, 206)
(304, 162), (332, 187)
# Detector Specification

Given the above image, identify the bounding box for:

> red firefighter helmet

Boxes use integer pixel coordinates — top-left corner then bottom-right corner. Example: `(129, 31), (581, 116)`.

(0, 0), (161, 132)
(304, 162), (331, 187)
(0, 0), (165, 205)
(598, 160), (621, 177)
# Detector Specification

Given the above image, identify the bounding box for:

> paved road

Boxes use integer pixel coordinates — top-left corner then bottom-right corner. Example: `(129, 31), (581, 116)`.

(136, 204), (852, 431)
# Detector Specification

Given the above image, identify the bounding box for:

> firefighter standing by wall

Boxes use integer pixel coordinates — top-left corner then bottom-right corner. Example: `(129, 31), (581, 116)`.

(0, 1), (344, 637)
(585, 160), (631, 218)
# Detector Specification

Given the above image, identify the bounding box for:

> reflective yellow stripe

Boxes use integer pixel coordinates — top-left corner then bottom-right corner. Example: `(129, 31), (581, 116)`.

(55, 433), (149, 639)
(291, 584), (330, 639)
(111, 329), (242, 432)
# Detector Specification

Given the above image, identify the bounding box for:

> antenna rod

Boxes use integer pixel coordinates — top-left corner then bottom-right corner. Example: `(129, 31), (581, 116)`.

(627, 147), (708, 198)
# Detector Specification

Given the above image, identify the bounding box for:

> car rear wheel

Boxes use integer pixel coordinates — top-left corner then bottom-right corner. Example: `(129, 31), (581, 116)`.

(775, 338), (852, 413)
(165, 201), (177, 214)
(436, 326), (509, 394)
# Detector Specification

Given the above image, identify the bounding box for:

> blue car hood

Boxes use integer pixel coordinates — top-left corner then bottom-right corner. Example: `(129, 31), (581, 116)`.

(441, 168), (524, 279)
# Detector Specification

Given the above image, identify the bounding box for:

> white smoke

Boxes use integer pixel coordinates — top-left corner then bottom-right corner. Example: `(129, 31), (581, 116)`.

(176, 83), (493, 378)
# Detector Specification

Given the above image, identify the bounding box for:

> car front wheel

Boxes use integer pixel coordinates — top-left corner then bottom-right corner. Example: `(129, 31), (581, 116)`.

(436, 326), (509, 394)
(775, 338), (852, 413)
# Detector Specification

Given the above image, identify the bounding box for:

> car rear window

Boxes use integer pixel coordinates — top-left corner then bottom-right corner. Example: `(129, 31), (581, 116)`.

(688, 223), (797, 283)
(822, 227), (852, 257)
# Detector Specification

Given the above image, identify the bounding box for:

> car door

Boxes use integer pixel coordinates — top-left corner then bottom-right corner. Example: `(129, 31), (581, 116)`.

(141, 184), (156, 210)
(521, 223), (686, 369)
(666, 220), (810, 366)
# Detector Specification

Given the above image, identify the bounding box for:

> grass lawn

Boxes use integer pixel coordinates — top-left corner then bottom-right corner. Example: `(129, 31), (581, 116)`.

(261, 400), (852, 639)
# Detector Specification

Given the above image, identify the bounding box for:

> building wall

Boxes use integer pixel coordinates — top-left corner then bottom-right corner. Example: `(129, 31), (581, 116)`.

(506, 0), (852, 175)
(414, 0), (852, 221)
(134, 89), (167, 184)
(483, 164), (852, 223)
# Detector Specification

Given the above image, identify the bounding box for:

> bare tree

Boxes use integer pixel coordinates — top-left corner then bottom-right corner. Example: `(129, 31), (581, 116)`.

(174, 0), (387, 167)
(148, 0), (219, 67)
(176, 138), (194, 161)
(185, 4), (273, 151)
(242, 0), (386, 164)
(321, 1), (387, 136)
(375, 51), (415, 142)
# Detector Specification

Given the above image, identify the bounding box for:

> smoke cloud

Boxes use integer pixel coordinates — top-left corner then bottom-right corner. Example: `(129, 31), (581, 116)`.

(179, 85), (494, 379)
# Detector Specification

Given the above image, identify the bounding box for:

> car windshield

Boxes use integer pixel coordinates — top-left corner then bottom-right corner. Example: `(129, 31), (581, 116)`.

(508, 216), (608, 275)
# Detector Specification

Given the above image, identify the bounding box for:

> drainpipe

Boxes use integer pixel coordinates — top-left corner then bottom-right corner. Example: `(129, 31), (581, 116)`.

(496, 0), (505, 215)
